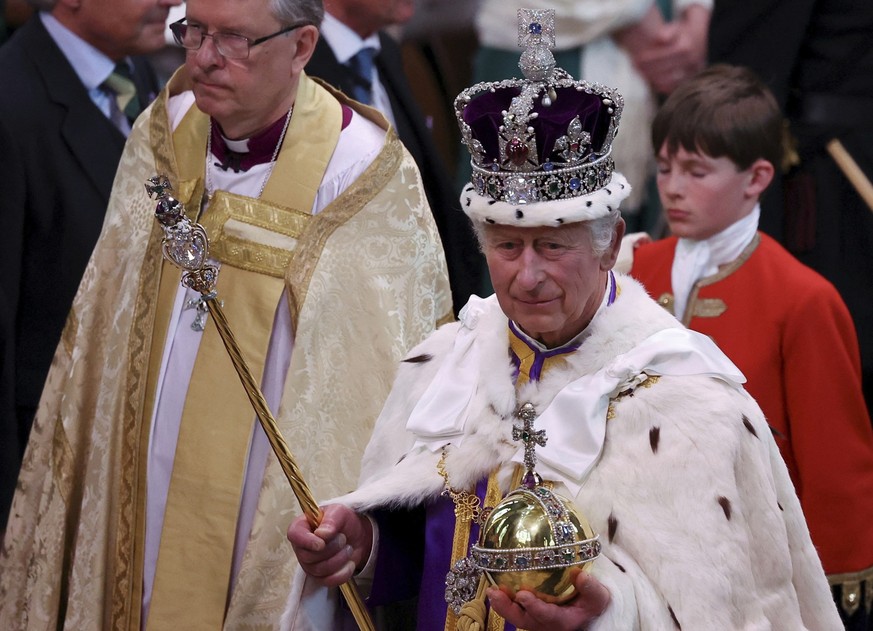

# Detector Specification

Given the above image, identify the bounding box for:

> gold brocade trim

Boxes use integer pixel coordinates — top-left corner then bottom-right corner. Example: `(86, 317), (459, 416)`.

(681, 233), (760, 327)
(656, 293), (726, 319)
(284, 127), (404, 328)
(112, 219), (167, 631)
(440, 449), (479, 631)
(61, 309), (78, 356)
(51, 411), (74, 505)
(607, 375), (660, 420)
(691, 298), (727, 319)
(148, 70), (188, 188)
(108, 79), (188, 629)
(440, 451), (507, 631)
(827, 564), (873, 617)
(198, 191), (311, 278)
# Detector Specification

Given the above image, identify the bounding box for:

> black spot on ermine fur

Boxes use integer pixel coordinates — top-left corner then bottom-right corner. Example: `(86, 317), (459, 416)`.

(402, 354), (433, 364)
(668, 605), (682, 629)
(608, 513), (618, 543)
(649, 426), (660, 453)
(742, 415), (758, 438)
(718, 496), (732, 520)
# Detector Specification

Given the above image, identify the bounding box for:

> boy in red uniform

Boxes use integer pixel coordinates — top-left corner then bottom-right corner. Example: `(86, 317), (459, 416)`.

(631, 64), (873, 628)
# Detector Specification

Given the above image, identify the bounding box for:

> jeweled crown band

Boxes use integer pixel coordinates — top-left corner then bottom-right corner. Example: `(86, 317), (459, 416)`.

(470, 155), (615, 206)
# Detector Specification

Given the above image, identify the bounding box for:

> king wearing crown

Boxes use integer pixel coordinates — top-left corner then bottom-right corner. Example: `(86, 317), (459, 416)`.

(286, 9), (842, 631)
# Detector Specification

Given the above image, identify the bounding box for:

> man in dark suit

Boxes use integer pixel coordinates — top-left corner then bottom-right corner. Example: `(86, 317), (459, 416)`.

(0, 0), (180, 533)
(306, 0), (485, 314)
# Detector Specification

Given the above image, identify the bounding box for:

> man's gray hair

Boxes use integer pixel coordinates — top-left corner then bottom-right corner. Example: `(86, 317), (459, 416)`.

(270, 0), (323, 27)
(587, 210), (622, 256)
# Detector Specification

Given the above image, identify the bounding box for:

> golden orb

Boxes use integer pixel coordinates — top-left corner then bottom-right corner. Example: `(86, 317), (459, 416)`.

(471, 485), (600, 603)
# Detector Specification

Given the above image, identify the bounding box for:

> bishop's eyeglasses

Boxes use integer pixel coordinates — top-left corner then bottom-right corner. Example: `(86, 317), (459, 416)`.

(170, 18), (309, 60)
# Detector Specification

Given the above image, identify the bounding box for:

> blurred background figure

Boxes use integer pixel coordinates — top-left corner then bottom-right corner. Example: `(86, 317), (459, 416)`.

(395, 0), (481, 177)
(307, 0), (485, 311)
(0, 0), (180, 534)
(709, 0), (873, 426)
(147, 2), (186, 86)
(0, 0), (32, 43)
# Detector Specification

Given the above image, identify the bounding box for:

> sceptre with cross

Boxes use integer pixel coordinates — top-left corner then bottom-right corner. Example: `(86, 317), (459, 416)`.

(144, 175), (376, 631)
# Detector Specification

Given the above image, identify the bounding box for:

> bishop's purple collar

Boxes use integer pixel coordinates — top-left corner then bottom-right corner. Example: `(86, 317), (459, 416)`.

(209, 113), (289, 173)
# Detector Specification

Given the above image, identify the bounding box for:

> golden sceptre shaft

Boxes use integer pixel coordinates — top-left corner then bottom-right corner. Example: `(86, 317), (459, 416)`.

(145, 175), (375, 631)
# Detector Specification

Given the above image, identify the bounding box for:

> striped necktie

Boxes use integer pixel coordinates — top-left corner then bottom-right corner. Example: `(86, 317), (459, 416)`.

(102, 61), (141, 123)
(345, 47), (377, 105)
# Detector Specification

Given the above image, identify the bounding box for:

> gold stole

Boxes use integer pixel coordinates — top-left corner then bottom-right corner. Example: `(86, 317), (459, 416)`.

(508, 327), (573, 387)
(145, 73), (342, 630)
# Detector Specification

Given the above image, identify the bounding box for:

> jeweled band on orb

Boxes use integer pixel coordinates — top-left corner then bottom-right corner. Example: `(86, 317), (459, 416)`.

(471, 536), (601, 572)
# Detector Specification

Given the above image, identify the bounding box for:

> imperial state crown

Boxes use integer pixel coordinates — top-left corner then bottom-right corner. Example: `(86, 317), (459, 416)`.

(455, 8), (630, 226)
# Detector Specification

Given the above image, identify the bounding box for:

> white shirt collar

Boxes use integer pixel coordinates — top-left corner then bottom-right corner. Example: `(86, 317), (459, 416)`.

(671, 204), (760, 321)
(40, 12), (117, 90)
(320, 12), (381, 65)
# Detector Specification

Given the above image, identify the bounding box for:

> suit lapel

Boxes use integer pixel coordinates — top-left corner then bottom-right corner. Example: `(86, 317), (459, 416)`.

(27, 18), (125, 203)
(374, 33), (417, 143)
(308, 38), (358, 97)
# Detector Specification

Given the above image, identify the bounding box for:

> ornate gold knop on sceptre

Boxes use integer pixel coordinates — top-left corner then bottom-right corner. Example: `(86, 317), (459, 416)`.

(144, 175), (376, 631)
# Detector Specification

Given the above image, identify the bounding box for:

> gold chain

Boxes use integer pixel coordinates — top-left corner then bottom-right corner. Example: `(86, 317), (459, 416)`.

(438, 447), (482, 523)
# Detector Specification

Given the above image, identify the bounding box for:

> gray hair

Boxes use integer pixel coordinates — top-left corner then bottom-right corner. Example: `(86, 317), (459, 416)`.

(471, 209), (623, 257)
(586, 210), (623, 256)
(270, 0), (323, 26)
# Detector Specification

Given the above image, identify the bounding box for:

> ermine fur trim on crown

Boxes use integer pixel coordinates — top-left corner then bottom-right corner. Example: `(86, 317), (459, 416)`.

(460, 171), (630, 227)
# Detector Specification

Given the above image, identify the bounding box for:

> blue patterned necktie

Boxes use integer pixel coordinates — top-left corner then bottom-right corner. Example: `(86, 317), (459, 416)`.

(345, 46), (377, 105)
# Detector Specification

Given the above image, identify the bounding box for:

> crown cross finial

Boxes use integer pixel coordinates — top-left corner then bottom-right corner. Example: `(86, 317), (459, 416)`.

(517, 9), (556, 82)
(512, 402), (546, 488)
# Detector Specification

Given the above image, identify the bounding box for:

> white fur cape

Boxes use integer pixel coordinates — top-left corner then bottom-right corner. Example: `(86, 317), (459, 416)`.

(284, 275), (840, 630)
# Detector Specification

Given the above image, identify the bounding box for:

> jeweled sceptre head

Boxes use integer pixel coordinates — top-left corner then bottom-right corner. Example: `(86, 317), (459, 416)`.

(145, 175), (219, 295)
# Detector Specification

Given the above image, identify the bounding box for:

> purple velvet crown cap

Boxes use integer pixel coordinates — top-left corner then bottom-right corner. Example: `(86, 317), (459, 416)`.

(462, 85), (612, 168)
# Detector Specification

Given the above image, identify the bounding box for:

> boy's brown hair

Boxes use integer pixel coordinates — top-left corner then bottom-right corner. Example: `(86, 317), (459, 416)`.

(651, 64), (783, 170)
